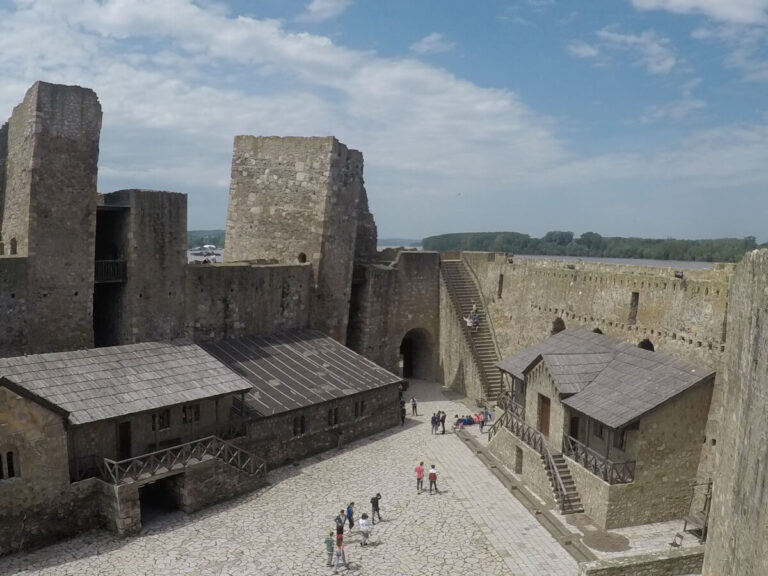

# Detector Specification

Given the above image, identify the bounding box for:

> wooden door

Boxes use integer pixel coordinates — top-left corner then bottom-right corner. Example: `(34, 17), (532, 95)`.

(539, 395), (551, 437)
(117, 421), (132, 460)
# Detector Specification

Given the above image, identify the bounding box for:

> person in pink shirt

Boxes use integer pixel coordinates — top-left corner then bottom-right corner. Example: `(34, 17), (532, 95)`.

(415, 461), (425, 493)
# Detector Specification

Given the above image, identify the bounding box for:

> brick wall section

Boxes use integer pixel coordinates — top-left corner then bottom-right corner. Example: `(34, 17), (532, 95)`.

(579, 547), (704, 576)
(1, 82), (102, 353)
(103, 190), (188, 343)
(0, 258), (27, 356)
(224, 136), (364, 342)
(348, 252), (440, 376)
(185, 263), (312, 340)
(463, 252), (730, 510)
(703, 249), (768, 576)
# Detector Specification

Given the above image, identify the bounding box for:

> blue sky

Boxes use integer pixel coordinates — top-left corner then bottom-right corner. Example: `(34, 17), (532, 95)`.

(1, 0), (767, 240)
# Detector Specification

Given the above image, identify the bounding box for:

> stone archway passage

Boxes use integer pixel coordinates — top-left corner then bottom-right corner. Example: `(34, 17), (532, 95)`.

(638, 339), (655, 351)
(399, 328), (434, 380)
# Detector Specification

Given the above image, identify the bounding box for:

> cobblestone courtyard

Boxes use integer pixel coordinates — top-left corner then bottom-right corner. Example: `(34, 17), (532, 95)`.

(1, 381), (580, 576)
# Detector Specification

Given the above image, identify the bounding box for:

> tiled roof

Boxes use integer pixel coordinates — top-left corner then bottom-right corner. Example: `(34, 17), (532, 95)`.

(496, 328), (714, 428)
(199, 330), (403, 417)
(0, 342), (253, 425)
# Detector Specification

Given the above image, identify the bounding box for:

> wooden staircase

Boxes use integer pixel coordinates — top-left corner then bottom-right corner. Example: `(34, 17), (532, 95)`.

(543, 452), (584, 515)
(441, 259), (503, 401)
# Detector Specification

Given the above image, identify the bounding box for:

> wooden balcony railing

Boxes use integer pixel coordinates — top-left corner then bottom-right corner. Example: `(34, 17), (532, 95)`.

(83, 436), (266, 485)
(562, 435), (636, 484)
(95, 259), (127, 283)
(490, 408), (544, 454)
(498, 393), (525, 419)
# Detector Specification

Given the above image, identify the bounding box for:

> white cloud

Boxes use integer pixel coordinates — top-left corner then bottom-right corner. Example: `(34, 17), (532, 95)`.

(692, 25), (768, 81)
(568, 40), (599, 58)
(595, 28), (678, 74)
(630, 0), (768, 25)
(642, 79), (707, 121)
(297, 0), (351, 22)
(410, 33), (455, 55)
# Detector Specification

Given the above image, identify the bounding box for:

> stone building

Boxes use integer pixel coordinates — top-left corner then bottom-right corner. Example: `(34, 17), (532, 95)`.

(490, 328), (714, 529)
(0, 331), (400, 554)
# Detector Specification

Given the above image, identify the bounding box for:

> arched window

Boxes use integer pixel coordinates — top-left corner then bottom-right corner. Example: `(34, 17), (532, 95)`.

(297, 252), (307, 263)
(1, 449), (19, 479)
(551, 317), (566, 335)
(9, 238), (17, 255)
(638, 339), (655, 352)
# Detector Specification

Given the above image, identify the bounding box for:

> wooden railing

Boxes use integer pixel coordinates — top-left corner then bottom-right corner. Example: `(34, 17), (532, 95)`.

(497, 393), (525, 419)
(100, 436), (265, 485)
(542, 443), (567, 506)
(495, 409), (544, 454)
(562, 435), (636, 484)
(488, 409), (511, 441)
(95, 259), (127, 283)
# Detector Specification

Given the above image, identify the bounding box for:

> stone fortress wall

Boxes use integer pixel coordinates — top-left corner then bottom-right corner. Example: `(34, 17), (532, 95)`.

(1, 81), (767, 574)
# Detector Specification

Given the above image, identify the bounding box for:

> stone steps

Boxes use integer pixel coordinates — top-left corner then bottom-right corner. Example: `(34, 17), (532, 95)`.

(542, 453), (584, 515)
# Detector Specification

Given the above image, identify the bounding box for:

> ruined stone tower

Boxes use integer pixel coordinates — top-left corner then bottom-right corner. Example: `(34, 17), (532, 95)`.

(0, 82), (102, 352)
(224, 136), (376, 343)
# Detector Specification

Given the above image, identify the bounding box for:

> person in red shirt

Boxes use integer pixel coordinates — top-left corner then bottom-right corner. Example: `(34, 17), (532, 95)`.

(415, 461), (425, 493)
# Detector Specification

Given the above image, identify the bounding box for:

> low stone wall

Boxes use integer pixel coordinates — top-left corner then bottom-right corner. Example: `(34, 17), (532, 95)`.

(176, 460), (267, 514)
(579, 547), (704, 576)
(566, 455), (611, 528)
(488, 426), (554, 506)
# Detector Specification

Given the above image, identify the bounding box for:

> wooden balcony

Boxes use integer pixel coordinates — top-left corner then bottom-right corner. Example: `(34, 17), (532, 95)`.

(95, 259), (127, 283)
(72, 436), (265, 485)
(562, 435), (636, 484)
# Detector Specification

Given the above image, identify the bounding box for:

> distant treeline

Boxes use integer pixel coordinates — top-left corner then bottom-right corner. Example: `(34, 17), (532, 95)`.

(422, 231), (765, 263)
(188, 230), (226, 249)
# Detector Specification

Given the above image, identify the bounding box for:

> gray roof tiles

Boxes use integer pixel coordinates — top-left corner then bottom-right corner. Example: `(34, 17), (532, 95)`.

(200, 330), (403, 417)
(0, 341), (253, 425)
(496, 328), (714, 428)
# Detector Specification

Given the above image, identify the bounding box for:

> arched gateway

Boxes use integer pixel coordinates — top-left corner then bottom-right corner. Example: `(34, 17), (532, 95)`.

(399, 328), (434, 380)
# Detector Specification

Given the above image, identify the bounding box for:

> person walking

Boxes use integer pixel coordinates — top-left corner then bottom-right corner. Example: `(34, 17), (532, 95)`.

(335, 509), (346, 540)
(415, 461), (425, 493)
(428, 465), (439, 494)
(324, 531), (335, 567)
(440, 412), (447, 434)
(411, 396), (417, 416)
(359, 513), (371, 546)
(346, 502), (355, 530)
(479, 410), (485, 433)
(332, 539), (347, 573)
(370, 492), (382, 524)
(430, 413), (437, 434)
(400, 404), (406, 426)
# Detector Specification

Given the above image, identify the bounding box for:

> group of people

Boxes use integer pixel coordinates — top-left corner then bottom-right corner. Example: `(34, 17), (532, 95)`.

(451, 411), (490, 432)
(414, 461), (440, 494)
(326, 494), (382, 571)
(430, 411), (447, 434)
(463, 303), (481, 332)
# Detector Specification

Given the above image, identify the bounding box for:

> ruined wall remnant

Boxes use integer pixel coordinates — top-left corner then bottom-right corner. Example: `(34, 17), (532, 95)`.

(347, 251), (440, 377)
(703, 249), (768, 576)
(185, 263), (312, 341)
(224, 136), (369, 343)
(0, 82), (101, 353)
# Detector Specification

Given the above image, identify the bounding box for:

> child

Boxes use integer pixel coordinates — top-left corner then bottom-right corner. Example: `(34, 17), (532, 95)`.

(333, 540), (346, 573)
(359, 513), (371, 546)
(324, 531), (335, 566)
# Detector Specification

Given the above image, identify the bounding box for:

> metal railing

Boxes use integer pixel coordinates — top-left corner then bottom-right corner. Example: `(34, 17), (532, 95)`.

(99, 436), (265, 485)
(95, 259), (127, 283)
(562, 435), (636, 484)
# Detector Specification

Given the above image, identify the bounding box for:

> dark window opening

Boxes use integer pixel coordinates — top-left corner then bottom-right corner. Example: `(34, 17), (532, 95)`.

(9, 238), (17, 255)
(628, 292), (639, 325)
(333, 407), (339, 425)
(497, 273), (504, 299)
(360, 401), (366, 416)
(182, 404), (200, 423)
(613, 429), (627, 451)
(293, 416), (301, 437)
(592, 327), (604, 335)
(152, 409), (171, 431)
(551, 317), (566, 335)
(328, 408), (333, 426)
(4, 451), (16, 478)
(301, 415), (306, 435)
(297, 252), (307, 263)
(593, 422), (604, 439)
(354, 402), (359, 419)
(638, 339), (655, 351)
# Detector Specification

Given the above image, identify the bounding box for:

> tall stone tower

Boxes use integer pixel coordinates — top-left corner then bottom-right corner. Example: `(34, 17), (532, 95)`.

(703, 249), (768, 576)
(0, 82), (102, 352)
(224, 136), (375, 343)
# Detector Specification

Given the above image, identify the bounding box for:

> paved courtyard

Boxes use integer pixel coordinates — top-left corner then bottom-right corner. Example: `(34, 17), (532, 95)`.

(0, 380), (579, 576)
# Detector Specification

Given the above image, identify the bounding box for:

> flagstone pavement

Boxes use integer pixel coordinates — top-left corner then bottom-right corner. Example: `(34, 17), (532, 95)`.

(0, 380), (578, 576)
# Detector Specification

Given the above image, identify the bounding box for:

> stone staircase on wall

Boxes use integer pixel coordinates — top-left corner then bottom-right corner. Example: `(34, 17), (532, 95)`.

(441, 259), (503, 401)
(543, 452), (584, 515)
